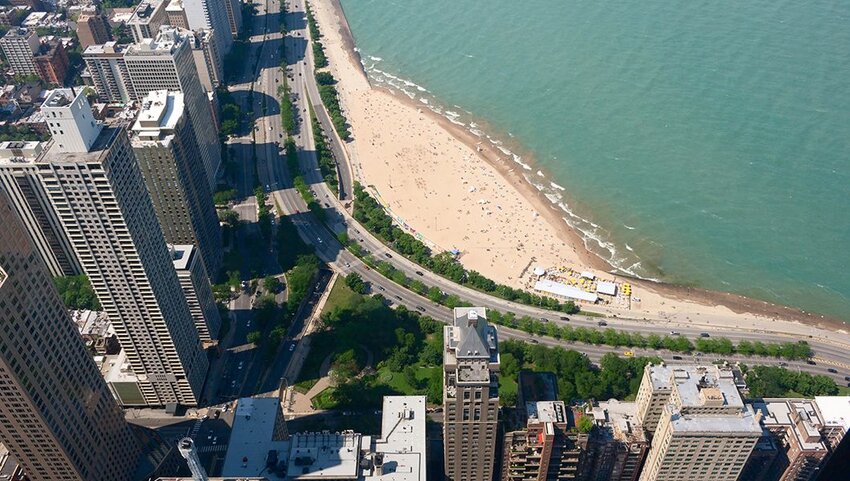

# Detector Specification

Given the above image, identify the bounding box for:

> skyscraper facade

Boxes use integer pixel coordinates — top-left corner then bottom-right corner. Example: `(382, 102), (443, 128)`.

(636, 364), (762, 481)
(182, 0), (233, 59)
(0, 188), (141, 481)
(170, 244), (221, 343)
(443, 307), (500, 481)
(0, 28), (38, 76)
(83, 42), (136, 103)
(35, 89), (208, 406)
(131, 89), (222, 278)
(125, 26), (221, 189)
(76, 13), (112, 49)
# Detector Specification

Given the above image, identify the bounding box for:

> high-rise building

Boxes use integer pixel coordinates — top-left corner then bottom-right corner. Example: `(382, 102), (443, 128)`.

(502, 401), (589, 481)
(443, 307), (500, 481)
(127, 0), (168, 43)
(76, 13), (112, 49)
(189, 29), (223, 90)
(33, 89), (208, 406)
(0, 28), (39, 76)
(223, 0), (242, 36)
(125, 26), (221, 189)
(33, 38), (69, 85)
(182, 0), (233, 53)
(740, 397), (849, 481)
(0, 187), (142, 481)
(170, 244), (221, 343)
(165, 0), (190, 30)
(83, 42), (136, 103)
(131, 90), (222, 277)
(586, 400), (649, 481)
(636, 364), (762, 481)
(0, 141), (81, 276)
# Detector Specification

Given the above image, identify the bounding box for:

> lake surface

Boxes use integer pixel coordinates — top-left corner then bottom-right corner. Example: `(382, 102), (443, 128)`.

(340, 0), (850, 320)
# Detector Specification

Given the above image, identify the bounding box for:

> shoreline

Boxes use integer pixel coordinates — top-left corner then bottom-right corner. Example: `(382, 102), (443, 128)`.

(312, 0), (848, 331)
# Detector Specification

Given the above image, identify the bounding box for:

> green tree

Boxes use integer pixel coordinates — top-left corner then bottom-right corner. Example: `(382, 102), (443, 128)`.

(344, 273), (367, 294)
(263, 275), (282, 293)
(53, 275), (101, 310)
(577, 415), (594, 433)
(247, 331), (262, 345)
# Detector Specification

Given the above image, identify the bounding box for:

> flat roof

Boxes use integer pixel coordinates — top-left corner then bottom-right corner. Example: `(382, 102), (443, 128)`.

(534, 279), (598, 303)
(667, 404), (763, 435)
(222, 397), (288, 478)
(369, 396), (427, 481)
(288, 432), (365, 480)
(814, 396), (850, 429)
(647, 364), (744, 409)
(596, 281), (617, 296)
(133, 90), (184, 138)
(526, 401), (567, 424)
(751, 399), (827, 452)
(168, 244), (194, 270)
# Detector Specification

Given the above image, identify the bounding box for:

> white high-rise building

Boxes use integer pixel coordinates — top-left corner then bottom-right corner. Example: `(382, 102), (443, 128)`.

(15, 89), (209, 407)
(170, 244), (221, 344)
(41, 86), (101, 153)
(127, 0), (169, 43)
(182, 0), (233, 57)
(636, 364), (762, 481)
(125, 26), (221, 189)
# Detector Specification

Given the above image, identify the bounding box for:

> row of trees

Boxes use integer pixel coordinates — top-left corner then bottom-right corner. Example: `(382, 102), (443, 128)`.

(744, 365), (838, 397)
(500, 339), (661, 405)
(278, 81), (296, 134)
(254, 186), (272, 240)
(309, 106), (340, 192)
(486, 308), (813, 360)
(351, 182), (579, 313)
(315, 74), (351, 140)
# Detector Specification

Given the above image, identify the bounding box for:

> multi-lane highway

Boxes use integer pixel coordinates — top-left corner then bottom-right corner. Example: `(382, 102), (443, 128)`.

(243, 0), (850, 386)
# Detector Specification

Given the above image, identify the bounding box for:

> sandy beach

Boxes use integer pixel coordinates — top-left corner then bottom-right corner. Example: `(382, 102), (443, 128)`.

(307, 0), (850, 341)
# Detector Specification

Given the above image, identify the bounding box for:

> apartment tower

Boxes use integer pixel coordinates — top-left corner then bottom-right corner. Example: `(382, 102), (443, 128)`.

(83, 42), (136, 103)
(637, 364), (762, 481)
(131, 90), (222, 278)
(0, 188), (142, 481)
(182, 0), (233, 58)
(36, 89), (208, 406)
(223, 0), (243, 36)
(0, 28), (38, 76)
(0, 141), (81, 276)
(76, 13), (112, 49)
(127, 0), (168, 43)
(443, 307), (500, 481)
(125, 26), (221, 189)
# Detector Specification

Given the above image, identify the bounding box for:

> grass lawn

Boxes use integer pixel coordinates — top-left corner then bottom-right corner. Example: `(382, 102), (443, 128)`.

(837, 385), (850, 396)
(499, 373), (518, 405)
(378, 365), (440, 395)
(323, 280), (360, 314)
(311, 387), (337, 409)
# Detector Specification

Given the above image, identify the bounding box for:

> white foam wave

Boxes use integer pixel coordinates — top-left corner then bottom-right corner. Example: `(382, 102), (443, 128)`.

(550, 182), (566, 191)
(623, 224), (636, 230)
(368, 55), (383, 61)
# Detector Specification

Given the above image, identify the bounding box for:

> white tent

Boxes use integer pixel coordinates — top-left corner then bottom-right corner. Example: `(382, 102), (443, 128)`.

(532, 267), (546, 277)
(580, 271), (595, 280)
(596, 281), (617, 296)
(534, 279), (598, 303)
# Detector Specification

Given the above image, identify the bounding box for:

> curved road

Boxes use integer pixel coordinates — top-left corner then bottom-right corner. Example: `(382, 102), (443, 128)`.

(247, 0), (850, 386)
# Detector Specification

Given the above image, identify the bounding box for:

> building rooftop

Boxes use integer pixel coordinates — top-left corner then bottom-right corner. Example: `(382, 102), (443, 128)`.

(751, 398), (828, 452)
(527, 401), (567, 425)
(665, 403), (763, 435)
(648, 364), (745, 410)
(102, 349), (139, 383)
(814, 396), (850, 430)
(37, 126), (122, 164)
(593, 400), (647, 443)
(221, 398), (288, 478)
(128, 0), (165, 26)
(83, 41), (129, 56)
(0, 140), (43, 165)
(132, 90), (183, 140)
(368, 396), (427, 481)
(168, 244), (194, 271)
(125, 26), (185, 55)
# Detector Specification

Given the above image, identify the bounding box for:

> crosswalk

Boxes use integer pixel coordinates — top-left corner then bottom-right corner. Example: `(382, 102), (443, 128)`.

(189, 419), (203, 438)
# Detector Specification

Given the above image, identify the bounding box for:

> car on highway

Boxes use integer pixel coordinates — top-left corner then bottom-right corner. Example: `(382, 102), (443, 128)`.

(416, 306), (426, 312)
(559, 316), (570, 321)
(828, 368), (838, 373)
(672, 355), (683, 360)
(670, 331), (680, 336)
(530, 339), (539, 344)
(700, 332), (711, 338)
(395, 295), (402, 301)
(807, 360), (817, 365)
(539, 317), (548, 322)
(416, 270), (424, 276)
(845, 376), (850, 381)
(289, 343), (295, 352)
(597, 321), (607, 327)
(384, 252), (392, 258)
(316, 237), (323, 243)
(623, 351), (634, 357)
(377, 286), (385, 291)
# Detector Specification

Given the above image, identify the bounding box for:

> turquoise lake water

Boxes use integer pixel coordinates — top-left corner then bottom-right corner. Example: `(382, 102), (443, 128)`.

(339, 0), (850, 320)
